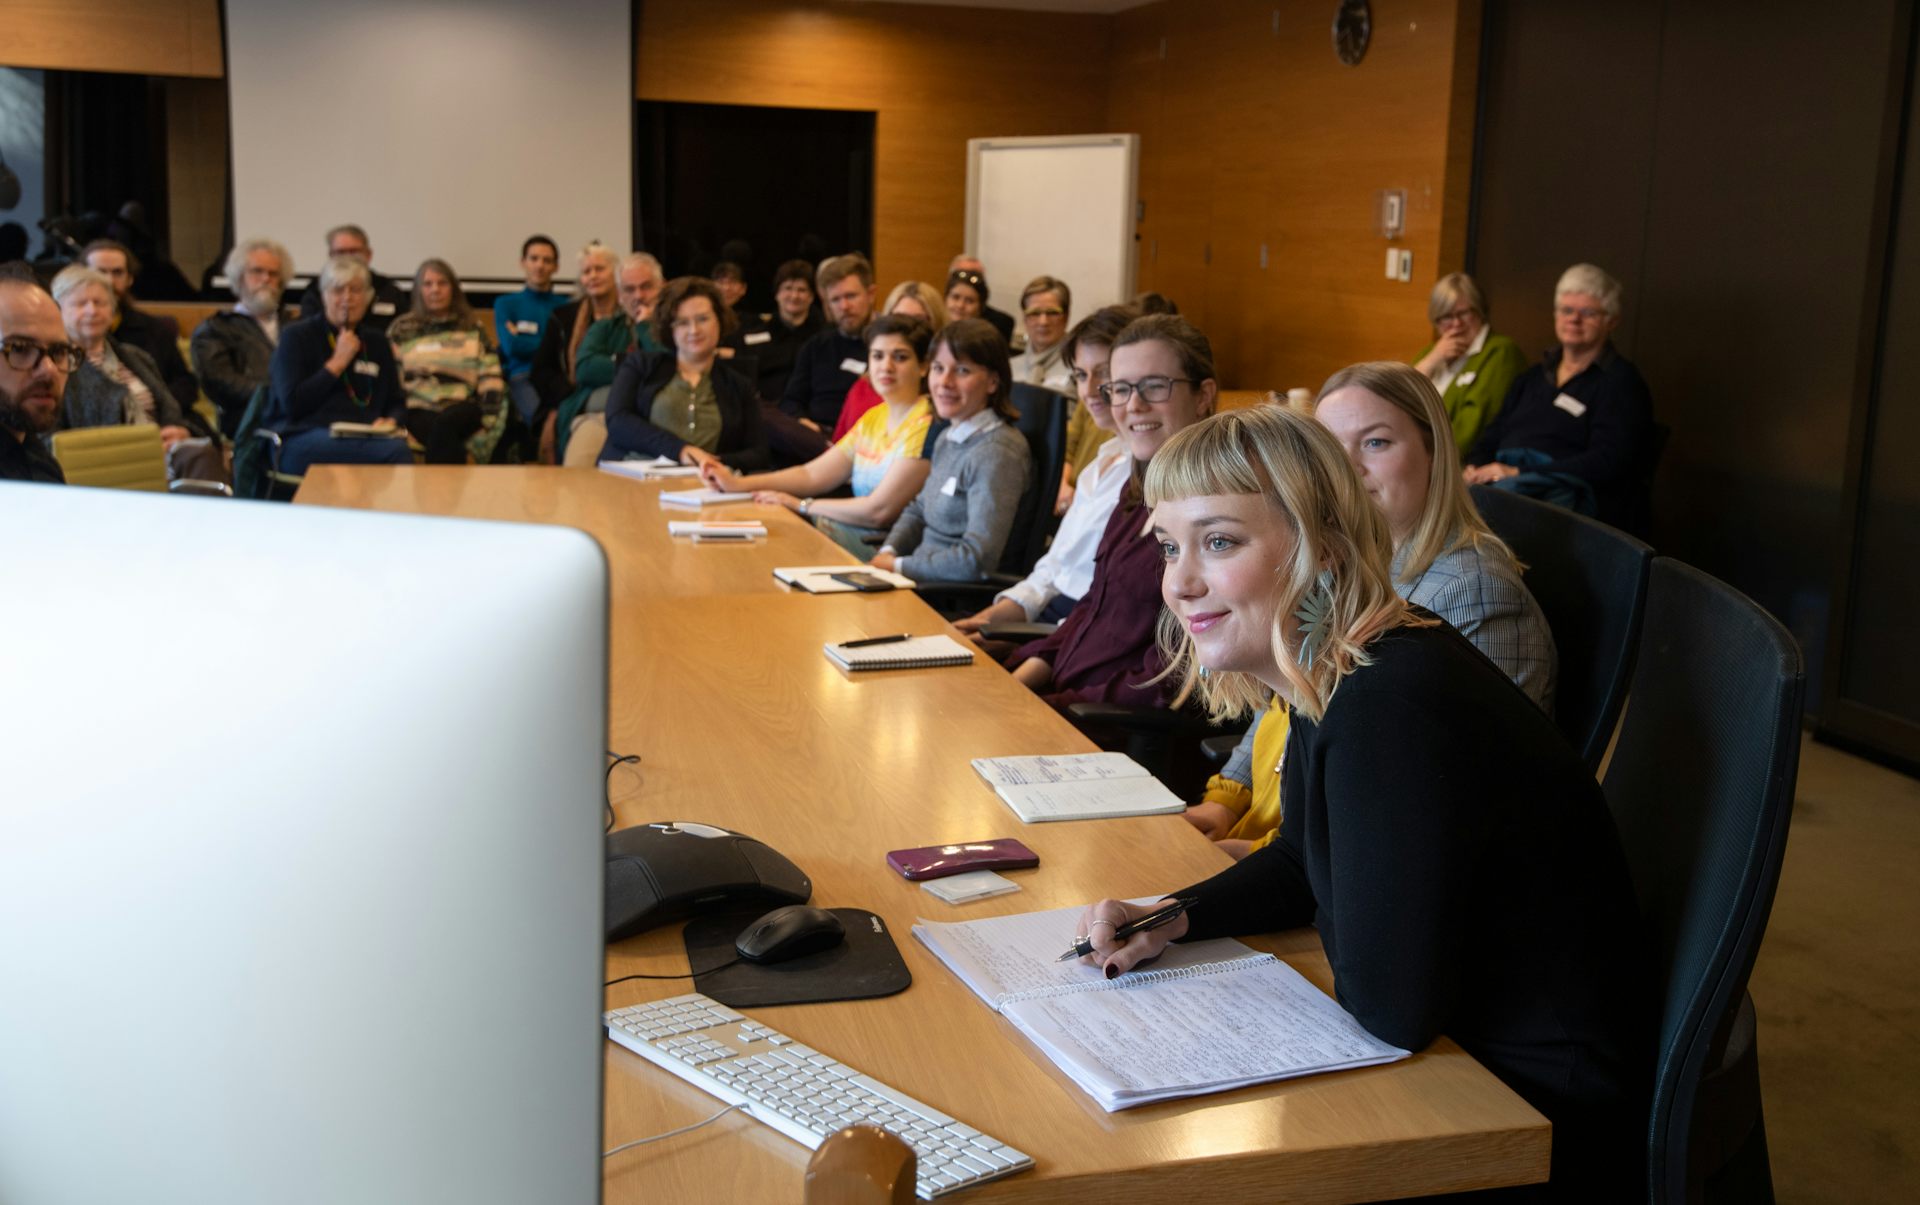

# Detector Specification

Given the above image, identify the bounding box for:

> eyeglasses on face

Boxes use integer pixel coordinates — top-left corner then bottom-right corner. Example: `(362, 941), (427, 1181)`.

(0, 337), (84, 373)
(1435, 307), (1477, 326)
(1555, 304), (1605, 322)
(1101, 375), (1193, 405)
(1024, 307), (1064, 320)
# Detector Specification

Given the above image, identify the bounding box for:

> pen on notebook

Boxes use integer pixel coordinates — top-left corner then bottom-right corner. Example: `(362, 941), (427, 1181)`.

(841, 633), (912, 648)
(1058, 897), (1196, 962)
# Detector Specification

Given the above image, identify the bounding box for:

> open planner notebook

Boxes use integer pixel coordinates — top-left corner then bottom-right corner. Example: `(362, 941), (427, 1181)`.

(913, 902), (1408, 1111)
(970, 753), (1184, 822)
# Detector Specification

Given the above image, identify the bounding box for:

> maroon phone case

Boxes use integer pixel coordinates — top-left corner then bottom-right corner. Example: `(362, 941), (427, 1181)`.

(885, 839), (1040, 881)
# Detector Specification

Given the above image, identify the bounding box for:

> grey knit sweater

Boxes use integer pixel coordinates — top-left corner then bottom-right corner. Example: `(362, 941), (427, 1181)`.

(884, 414), (1031, 581)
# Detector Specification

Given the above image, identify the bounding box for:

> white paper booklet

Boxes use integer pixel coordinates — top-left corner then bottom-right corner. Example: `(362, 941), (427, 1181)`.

(659, 488), (753, 509)
(667, 520), (767, 538)
(913, 902), (1409, 1111)
(600, 456), (700, 480)
(773, 565), (916, 593)
(970, 753), (1184, 822)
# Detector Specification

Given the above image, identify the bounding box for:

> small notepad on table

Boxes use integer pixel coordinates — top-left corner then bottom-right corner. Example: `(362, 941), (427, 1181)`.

(659, 488), (752, 509)
(823, 635), (975, 672)
(600, 457), (700, 480)
(667, 520), (766, 538)
(970, 753), (1184, 822)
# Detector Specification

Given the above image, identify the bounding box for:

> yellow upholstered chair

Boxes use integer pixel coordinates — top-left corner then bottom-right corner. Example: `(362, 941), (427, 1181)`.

(49, 425), (168, 492)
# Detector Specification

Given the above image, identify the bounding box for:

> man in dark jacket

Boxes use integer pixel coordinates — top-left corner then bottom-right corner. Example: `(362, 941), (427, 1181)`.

(0, 276), (75, 484)
(295, 224), (407, 333)
(82, 239), (198, 410)
(191, 237), (298, 435)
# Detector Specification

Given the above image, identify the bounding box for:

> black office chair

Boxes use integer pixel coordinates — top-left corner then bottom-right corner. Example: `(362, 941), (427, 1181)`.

(1470, 485), (1653, 771)
(913, 386), (1069, 617)
(1601, 557), (1804, 1203)
(229, 384), (304, 502)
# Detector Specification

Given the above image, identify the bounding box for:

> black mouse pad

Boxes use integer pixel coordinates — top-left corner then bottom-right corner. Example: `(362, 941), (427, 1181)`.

(685, 908), (911, 1008)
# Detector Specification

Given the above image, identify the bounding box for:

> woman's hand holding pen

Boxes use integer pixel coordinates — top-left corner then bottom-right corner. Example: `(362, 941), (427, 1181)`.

(1078, 897), (1189, 979)
(699, 461), (737, 491)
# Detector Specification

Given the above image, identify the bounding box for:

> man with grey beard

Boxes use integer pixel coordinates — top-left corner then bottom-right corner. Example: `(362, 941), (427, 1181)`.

(190, 237), (297, 434)
(0, 274), (78, 484)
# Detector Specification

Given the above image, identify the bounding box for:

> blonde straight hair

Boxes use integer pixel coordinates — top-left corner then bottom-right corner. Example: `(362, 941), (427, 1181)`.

(1311, 361), (1524, 585)
(1145, 406), (1416, 723)
(567, 242), (620, 384)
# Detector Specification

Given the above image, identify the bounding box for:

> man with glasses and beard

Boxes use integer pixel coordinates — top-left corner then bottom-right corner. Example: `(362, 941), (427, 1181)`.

(191, 238), (296, 435)
(0, 275), (79, 484)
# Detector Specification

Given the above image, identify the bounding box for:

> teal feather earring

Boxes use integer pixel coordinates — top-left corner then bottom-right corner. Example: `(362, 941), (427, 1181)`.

(1293, 569), (1335, 670)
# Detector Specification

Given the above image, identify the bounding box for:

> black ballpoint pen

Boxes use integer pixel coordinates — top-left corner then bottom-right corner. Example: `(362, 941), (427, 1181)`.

(1057, 897), (1197, 962)
(841, 633), (912, 648)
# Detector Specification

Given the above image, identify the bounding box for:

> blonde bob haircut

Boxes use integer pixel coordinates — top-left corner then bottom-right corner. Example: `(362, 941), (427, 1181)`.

(882, 280), (949, 332)
(1145, 405), (1414, 724)
(1312, 361), (1524, 586)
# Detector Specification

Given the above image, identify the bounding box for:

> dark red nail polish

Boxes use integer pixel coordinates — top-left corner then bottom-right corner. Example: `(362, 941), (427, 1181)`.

(1104, 963), (1119, 980)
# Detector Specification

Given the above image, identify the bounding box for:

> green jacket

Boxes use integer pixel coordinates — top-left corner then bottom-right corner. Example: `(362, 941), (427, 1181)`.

(1414, 332), (1528, 454)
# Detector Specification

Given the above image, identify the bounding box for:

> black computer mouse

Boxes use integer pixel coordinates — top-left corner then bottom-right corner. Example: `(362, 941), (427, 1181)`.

(734, 905), (846, 965)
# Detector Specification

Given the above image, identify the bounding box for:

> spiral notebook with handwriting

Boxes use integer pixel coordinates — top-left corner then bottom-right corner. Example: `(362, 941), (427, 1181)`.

(913, 902), (1408, 1110)
(823, 635), (975, 672)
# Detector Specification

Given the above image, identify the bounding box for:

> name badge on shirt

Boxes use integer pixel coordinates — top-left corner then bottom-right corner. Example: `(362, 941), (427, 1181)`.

(1457, 370), (1477, 386)
(744, 331), (772, 345)
(515, 320), (540, 334)
(840, 357), (868, 375)
(1552, 392), (1588, 418)
(372, 301), (396, 316)
(939, 476), (959, 497)
(353, 360), (379, 376)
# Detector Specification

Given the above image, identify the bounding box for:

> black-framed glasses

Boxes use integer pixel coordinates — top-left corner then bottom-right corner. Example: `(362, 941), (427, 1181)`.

(0, 337), (85, 373)
(1101, 375), (1193, 405)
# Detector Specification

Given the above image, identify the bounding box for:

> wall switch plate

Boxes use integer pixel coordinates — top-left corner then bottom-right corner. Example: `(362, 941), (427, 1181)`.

(1385, 248), (1399, 279)
(1396, 249), (1414, 282)
(1260, 243), (1269, 269)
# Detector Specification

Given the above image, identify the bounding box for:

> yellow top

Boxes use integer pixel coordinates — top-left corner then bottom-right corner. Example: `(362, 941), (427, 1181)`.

(1199, 706), (1291, 851)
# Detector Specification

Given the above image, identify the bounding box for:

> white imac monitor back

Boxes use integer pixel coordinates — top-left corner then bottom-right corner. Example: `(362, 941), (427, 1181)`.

(0, 484), (608, 1204)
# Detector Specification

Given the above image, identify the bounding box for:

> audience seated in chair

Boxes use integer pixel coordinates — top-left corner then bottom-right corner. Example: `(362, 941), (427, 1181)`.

(1464, 262), (1656, 532)
(1411, 271), (1528, 455)
(1008, 275), (1073, 397)
(945, 255), (1017, 346)
(725, 258), (822, 407)
(1003, 313), (1218, 710)
(262, 255), (411, 475)
(704, 314), (932, 559)
(598, 275), (768, 474)
(1080, 403), (1652, 1204)
(52, 264), (224, 483)
(774, 253), (875, 466)
(192, 237), (295, 438)
(295, 224), (407, 334)
(0, 276), (77, 484)
(829, 281), (949, 443)
(953, 303), (1141, 642)
(533, 243), (627, 463)
(494, 234), (568, 428)
(1191, 362), (1558, 860)
(388, 258), (510, 465)
(81, 238), (198, 411)
(870, 319), (1030, 583)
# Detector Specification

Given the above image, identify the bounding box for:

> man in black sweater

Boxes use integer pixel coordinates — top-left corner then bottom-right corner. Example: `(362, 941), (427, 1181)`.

(0, 276), (75, 484)
(773, 252), (874, 465)
(82, 239), (198, 410)
(295, 224), (408, 334)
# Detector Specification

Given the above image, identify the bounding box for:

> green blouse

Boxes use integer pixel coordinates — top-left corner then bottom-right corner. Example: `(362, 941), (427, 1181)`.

(1414, 332), (1529, 454)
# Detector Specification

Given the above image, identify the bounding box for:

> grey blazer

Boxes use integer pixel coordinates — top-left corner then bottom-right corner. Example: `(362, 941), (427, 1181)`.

(62, 338), (191, 432)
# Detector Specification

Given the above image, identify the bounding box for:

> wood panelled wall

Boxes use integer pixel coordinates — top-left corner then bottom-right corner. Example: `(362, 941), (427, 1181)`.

(6, 0), (222, 78)
(1109, 0), (1477, 392)
(635, 0), (1112, 292)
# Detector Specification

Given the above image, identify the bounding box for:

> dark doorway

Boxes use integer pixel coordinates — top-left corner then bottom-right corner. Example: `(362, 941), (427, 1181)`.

(635, 101), (874, 315)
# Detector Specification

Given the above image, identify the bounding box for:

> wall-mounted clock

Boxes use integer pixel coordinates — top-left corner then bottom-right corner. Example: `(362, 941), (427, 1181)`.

(1334, 0), (1372, 67)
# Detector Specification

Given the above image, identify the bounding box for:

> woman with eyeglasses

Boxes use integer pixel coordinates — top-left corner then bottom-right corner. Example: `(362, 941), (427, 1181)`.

(1410, 272), (1526, 454)
(263, 256), (412, 474)
(1078, 404), (1651, 1202)
(1003, 313), (1217, 710)
(1464, 263), (1656, 531)
(1008, 275), (1073, 396)
(870, 319), (1030, 583)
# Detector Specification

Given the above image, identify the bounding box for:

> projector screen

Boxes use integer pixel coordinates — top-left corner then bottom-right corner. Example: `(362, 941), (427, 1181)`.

(225, 0), (632, 286)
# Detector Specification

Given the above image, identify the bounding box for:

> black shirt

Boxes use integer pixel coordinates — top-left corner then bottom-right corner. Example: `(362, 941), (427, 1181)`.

(726, 310), (823, 404)
(115, 302), (199, 410)
(0, 429), (64, 483)
(777, 328), (866, 429)
(1178, 621), (1652, 1199)
(1469, 344), (1654, 527)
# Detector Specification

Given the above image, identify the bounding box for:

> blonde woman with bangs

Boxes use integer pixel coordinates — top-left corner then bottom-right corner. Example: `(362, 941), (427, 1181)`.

(1078, 405), (1651, 1201)
(1186, 361), (1555, 859)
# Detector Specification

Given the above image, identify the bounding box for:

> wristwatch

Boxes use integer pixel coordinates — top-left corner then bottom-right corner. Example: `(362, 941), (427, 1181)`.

(798, 498), (813, 516)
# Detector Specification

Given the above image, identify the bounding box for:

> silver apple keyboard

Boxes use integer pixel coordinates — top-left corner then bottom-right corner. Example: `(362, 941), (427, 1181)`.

(605, 993), (1033, 1198)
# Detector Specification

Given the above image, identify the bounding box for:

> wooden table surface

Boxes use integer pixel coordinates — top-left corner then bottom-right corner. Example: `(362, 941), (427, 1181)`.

(297, 465), (1550, 1203)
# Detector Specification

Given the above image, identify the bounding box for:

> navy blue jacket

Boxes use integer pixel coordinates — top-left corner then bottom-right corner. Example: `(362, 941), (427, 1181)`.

(266, 314), (404, 435)
(601, 350), (770, 470)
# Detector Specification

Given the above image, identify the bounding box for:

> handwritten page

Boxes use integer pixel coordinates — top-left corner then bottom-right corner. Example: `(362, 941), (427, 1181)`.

(1002, 958), (1410, 1110)
(994, 776), (1185, 823)
(970, 752), (1148, 788)
(912, 902), (1255, 1008)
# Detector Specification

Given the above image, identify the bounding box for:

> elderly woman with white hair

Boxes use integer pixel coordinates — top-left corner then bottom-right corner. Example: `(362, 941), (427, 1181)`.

(1411, 271), (1528, 454)
(191, 237), (295, 434)
(54, 263), (223, 481)
(262, 255), (411, 475)
(1464, 262), (1655, 529)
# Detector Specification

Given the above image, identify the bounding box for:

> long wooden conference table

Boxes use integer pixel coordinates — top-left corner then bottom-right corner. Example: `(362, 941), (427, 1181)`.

(296, 465), (1549, 1204)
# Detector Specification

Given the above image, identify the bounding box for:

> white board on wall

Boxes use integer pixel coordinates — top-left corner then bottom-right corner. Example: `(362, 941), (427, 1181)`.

(225, 0), (631, 285)
(965, 134), (1138, 324)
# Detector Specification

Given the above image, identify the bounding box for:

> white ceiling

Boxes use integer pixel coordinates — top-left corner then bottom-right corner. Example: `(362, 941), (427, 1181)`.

(854, 0), (1162, 14)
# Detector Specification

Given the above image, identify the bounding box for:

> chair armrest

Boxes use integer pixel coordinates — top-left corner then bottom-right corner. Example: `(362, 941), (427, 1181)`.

(1065, 702), (1222, 737)
(169, 479), (234, 497)
(911, 579), (1004, 613)
(980, 622), (1057, 643)
(1200, 734), (1240, 765)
